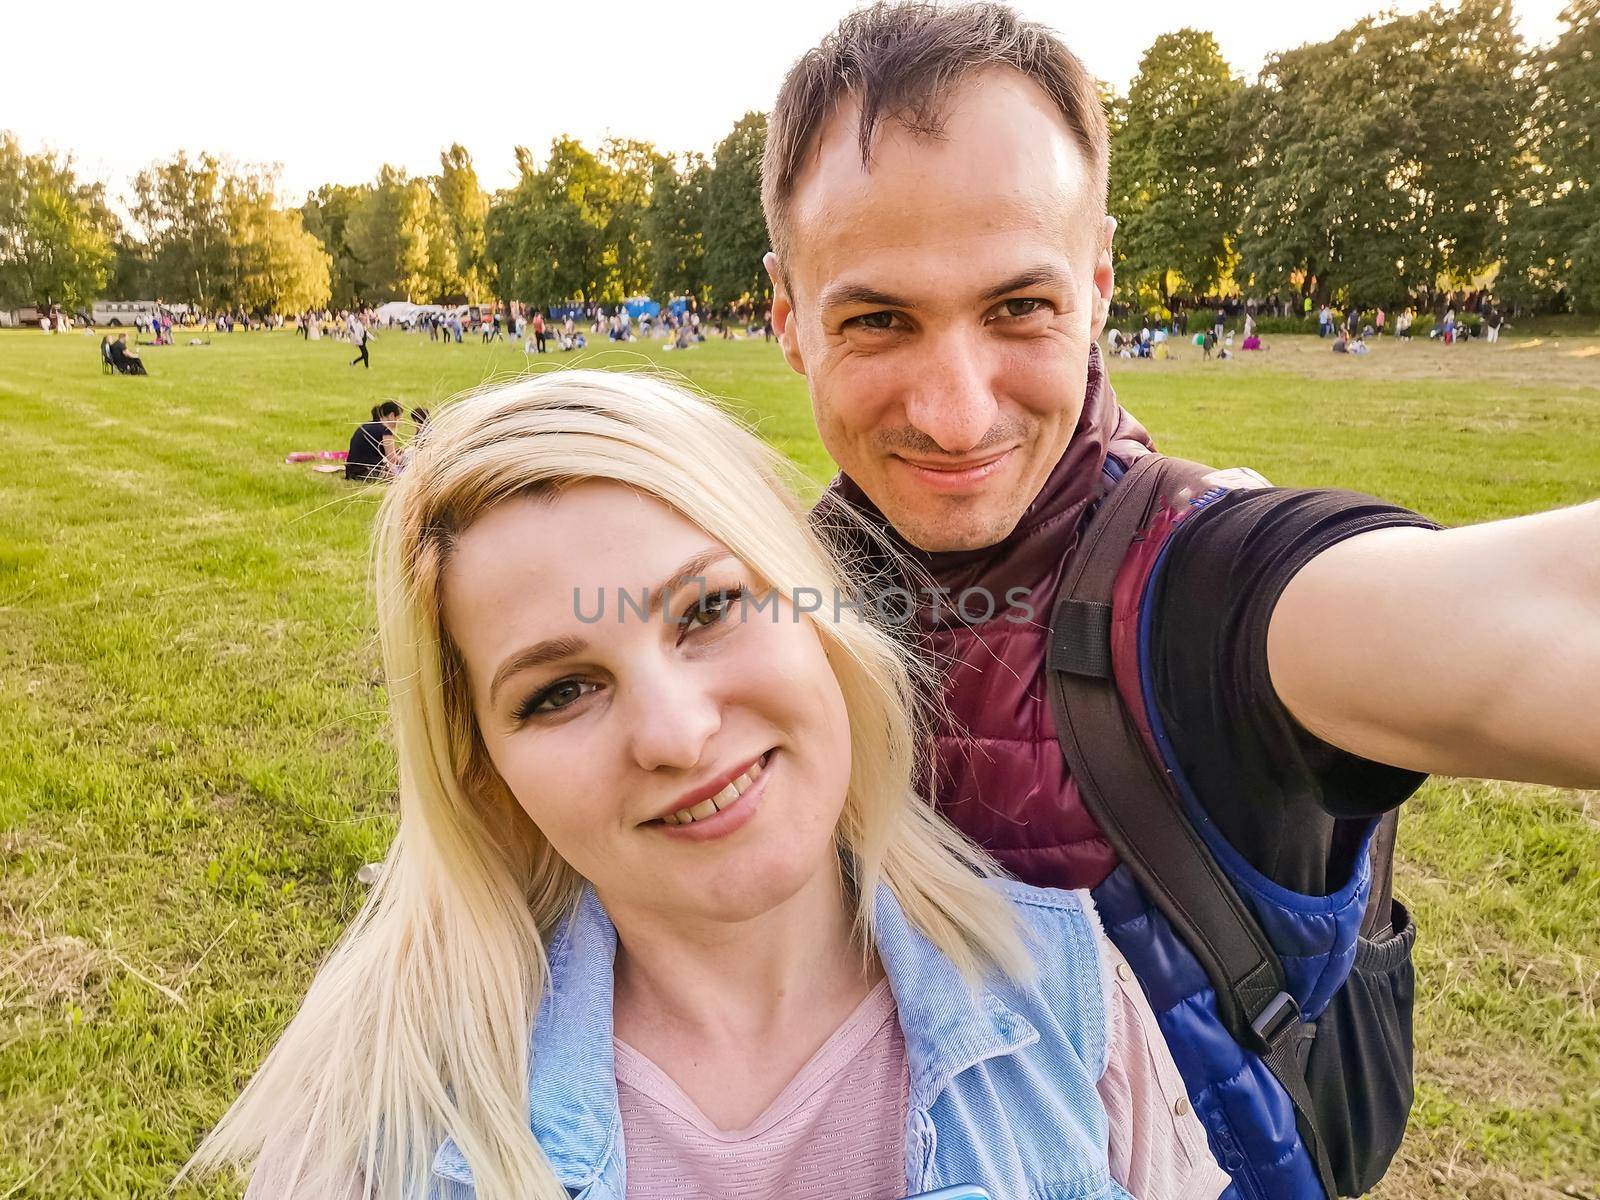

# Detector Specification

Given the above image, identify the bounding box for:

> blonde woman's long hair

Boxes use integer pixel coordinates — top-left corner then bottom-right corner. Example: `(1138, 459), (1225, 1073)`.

(187, 369), (1030, 1199)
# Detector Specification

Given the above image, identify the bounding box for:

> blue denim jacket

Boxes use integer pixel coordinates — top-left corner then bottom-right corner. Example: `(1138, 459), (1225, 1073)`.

(430, 879), (1133, 1200)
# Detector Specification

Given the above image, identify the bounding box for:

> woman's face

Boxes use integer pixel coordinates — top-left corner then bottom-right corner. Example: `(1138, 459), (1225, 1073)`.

(442, 482), (854, 927)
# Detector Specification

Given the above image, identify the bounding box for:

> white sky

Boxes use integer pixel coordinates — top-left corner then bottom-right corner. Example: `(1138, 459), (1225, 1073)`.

(3, 0), (1572, 210)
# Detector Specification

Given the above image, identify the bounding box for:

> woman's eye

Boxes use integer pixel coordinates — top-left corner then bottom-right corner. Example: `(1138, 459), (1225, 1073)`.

(681, 587), (744, 633)
(516, 679), (593, 720)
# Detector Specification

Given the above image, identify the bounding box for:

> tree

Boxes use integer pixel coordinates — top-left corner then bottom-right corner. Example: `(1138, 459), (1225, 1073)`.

(131, 152), (232, 307)
(1503, 0), (1600, 310)
(435, 144), (489, 300)
(1233, 2), (1525, 307)
(702, 113), (771, 306)
(225, 175), (331, 313)
(346, 166), (446, 303)
(596, 138), (665, 300)
(488, 137), (617, 306)
(0, 132), (114, 309)
(1109, 31), (1243, 311)
(646, 152), (711, 303)
(301, 183), (366, 308)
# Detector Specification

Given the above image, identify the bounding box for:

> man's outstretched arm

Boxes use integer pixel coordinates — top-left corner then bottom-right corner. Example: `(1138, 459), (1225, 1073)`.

(1267, 499), (1600, 786)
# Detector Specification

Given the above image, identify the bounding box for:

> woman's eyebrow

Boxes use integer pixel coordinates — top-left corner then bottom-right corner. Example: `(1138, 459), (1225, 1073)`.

(650, 548), (736, 617)
(485, 549), (735, 704)
(490, 635), (588, 705)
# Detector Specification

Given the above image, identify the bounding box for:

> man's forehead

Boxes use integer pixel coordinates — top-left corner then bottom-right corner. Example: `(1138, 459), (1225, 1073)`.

(785, 67), (1097, 288)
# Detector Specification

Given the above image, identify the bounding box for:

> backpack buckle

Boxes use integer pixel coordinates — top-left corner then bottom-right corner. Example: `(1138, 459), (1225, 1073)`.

(1250, 990), (1302, 1051)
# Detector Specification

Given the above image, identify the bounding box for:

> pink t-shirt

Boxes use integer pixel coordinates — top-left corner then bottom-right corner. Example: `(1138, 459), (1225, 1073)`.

(615, 979), (907, 1199)
(614, 938), (1228, 1200)
(246, 938), (1229, 1199)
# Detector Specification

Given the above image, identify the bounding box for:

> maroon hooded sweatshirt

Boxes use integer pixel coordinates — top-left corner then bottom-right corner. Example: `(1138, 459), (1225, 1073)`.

(829, 345), (1155, 888)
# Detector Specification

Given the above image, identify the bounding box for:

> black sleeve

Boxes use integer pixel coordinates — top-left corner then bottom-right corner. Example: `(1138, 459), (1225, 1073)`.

(1146, 488), (1440, 895)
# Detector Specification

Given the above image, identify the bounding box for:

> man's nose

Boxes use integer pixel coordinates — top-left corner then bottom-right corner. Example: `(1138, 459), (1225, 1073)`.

(901, 329), (1000, 455)
(623, 662), (723, 774)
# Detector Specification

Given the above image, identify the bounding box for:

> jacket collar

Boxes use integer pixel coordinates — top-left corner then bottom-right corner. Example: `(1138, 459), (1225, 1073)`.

(869, 879), (1040, 1111)
(431, 887), (620, 1191)
(431, 881), (1035, 1188)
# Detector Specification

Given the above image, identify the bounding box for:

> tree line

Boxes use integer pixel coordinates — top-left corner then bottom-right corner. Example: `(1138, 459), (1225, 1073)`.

(1110, 0), (1598, 313)
(2, 0), (1595, 318)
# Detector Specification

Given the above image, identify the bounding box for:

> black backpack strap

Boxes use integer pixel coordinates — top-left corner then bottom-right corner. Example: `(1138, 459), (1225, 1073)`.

(1046, 453), (1340, 1200)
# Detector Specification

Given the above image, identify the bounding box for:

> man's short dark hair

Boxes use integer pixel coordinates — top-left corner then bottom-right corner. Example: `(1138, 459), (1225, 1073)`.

(761, 1), (1109, 265)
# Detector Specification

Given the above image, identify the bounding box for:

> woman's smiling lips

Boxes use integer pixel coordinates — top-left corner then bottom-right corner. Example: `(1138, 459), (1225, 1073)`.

(647, 750), (775, 843)
(893, 447), (1016, 492)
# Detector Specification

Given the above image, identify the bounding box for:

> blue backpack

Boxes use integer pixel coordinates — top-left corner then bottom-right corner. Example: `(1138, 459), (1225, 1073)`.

(1047, 453), (1417, 1199)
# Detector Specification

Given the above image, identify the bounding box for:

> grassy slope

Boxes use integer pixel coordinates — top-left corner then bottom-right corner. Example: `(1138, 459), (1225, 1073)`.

(0, 328), (1595, 1197)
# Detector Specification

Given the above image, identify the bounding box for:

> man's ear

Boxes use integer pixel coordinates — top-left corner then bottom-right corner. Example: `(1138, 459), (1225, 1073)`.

(764, 251), (806, 376)
(1089, 215), (1116, 340)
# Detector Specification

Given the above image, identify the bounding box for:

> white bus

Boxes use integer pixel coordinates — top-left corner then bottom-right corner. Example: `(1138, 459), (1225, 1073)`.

(91, 300), (160, 327)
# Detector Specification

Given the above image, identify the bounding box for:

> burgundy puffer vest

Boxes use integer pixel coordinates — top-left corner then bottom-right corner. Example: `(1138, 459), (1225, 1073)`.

(830, 347), (1154, 888)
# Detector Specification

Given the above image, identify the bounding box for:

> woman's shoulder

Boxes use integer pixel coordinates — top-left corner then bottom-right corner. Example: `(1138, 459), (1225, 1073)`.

(984, 878), (1116, 1076)
(985, 878), (1111, 990)
(987, 877), (1101, 928)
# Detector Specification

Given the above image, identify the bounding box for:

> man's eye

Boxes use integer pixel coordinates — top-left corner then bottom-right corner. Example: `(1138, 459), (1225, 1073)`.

(999, 298), (1047, 319)
(848, 311), (897, 331)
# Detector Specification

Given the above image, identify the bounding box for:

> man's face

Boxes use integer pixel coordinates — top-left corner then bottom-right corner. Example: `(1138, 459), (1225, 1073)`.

(768, 68), (1115, 552)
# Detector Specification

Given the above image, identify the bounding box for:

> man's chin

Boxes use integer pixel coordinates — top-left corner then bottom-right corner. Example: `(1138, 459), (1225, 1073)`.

(886, 504), (1027, 553)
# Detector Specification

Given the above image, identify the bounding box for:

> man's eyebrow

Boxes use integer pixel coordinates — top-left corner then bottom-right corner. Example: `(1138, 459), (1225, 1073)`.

(485, 548), (734, 705)
(979, 265), (1073, 301)
(817, 267), (1073, 312)
(817, 281), (918, 311)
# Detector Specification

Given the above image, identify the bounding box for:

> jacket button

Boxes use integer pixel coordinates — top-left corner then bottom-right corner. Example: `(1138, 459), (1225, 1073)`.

(1174, 1097), (1191, 1117)
(1116, 962), (1133, 982)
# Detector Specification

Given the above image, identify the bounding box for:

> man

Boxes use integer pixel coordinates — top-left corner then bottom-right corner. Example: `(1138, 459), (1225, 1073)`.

(348, 315), (372, 369)
(760, 5), (1598, 1197)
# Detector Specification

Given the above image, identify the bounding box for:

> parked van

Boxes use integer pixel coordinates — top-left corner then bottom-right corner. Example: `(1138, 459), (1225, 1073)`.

(91, 300), (160, 327)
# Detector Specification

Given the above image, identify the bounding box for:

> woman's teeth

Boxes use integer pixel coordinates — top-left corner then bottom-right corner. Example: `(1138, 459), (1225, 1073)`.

(662, 755), (766, 825)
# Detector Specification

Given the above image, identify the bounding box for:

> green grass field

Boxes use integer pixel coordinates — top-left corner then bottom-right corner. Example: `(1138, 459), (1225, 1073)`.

(1, 326), (1596, 1197)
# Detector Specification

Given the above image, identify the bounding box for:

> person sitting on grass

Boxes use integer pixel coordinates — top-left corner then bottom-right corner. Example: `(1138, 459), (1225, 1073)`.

(185, 370), (1225, 1200)
(397, 407), (431, 474)
(344, 401), (402, 482)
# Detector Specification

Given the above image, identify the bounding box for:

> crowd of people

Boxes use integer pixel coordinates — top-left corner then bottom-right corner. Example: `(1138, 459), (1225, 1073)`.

(1100, 292), (1514, 365)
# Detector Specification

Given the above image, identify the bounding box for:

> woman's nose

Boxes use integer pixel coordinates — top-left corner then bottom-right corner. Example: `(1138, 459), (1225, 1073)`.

(623, 665), (723, 774)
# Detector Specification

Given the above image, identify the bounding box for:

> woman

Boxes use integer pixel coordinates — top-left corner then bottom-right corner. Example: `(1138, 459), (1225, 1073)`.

(396, 407), (430, 474)
(345, 402), (402, 482)
(189, 371), (1224, 1200)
